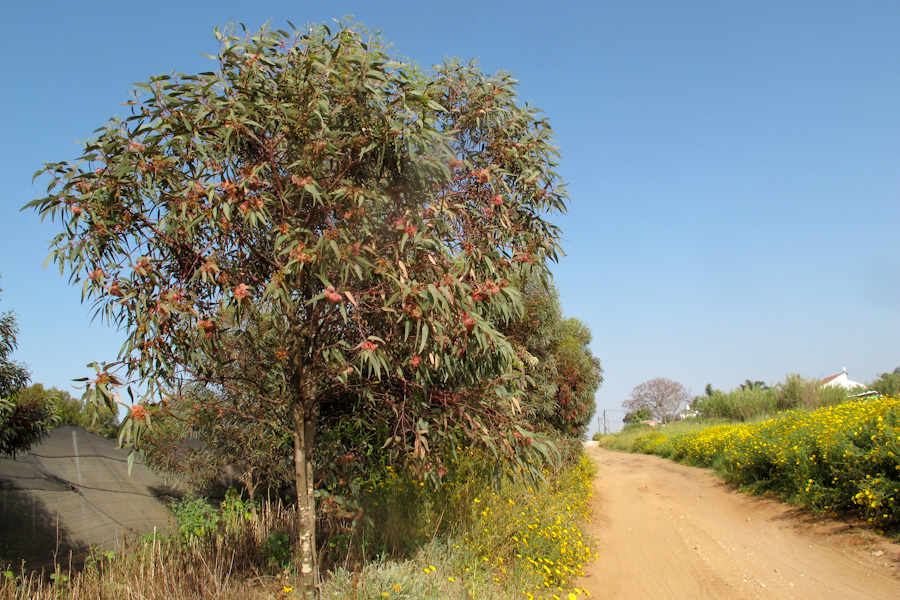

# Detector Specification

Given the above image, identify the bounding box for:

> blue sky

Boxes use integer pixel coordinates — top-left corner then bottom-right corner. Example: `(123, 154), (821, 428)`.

(2, 1), (898, 433)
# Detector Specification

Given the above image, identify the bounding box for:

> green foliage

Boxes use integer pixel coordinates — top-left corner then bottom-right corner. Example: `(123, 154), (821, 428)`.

(220, 488), (259, 533)
(170, 497), (220, 541)
(0, 450), (597, 599)
(692, 386), (778, 421)
(504, 282), (602, 438)
(1, 277), (58, 457)
(0, 279), (30, 401)
(141, 376), (294, 500)
(28, 20), (570, 592)
(870, 369), (900, 398)
(623, 407), (652, 423)
(739, 379), (769, 391)
(776, 373), (848, 411)
(321, 449), (596, 599)
(0, 395), (58, 458)
(263, 530), (293, 570)
(14, 383), (119, 437)
(83, 546), (116, 572)
(692, 374), (849, 422)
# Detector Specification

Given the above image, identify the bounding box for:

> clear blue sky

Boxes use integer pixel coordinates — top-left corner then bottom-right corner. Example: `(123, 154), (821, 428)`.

(2, 1), (898, 434)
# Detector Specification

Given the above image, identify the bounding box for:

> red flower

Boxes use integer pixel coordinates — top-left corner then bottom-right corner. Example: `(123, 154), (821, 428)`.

(411, 355), (421, 368)
(130, 404), (149, 421)
(233, 283), (250, 300)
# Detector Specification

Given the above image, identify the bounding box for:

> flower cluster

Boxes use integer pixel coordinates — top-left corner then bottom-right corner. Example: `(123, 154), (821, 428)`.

(460, 453), (598, 598)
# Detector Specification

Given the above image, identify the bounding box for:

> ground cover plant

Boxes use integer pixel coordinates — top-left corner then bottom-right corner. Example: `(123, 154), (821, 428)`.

(629, 395), (900, 530)
(594, 418), (723, 452)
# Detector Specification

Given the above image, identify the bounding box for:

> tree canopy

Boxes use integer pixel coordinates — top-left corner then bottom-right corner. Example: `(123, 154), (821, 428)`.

(27, 21), (571, 595)
(623, 377), (690, 424)
(1, 278), (57, 457)
(504, 282), (601, 438)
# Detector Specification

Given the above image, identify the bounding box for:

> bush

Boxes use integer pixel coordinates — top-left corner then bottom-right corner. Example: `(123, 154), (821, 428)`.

(692, 374), (850, 422)
(170, 497), (220, 541)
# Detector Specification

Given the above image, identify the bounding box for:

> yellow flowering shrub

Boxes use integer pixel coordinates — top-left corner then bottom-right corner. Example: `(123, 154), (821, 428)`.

(459, 452), (598, 598)
(631, 396), (900, 529)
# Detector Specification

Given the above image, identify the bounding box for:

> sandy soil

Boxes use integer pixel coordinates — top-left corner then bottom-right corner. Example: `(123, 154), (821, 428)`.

(575, 447), (900, 599)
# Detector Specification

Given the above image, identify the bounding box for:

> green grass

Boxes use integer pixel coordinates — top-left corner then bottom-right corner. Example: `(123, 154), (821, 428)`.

(595, 419), (729, 452)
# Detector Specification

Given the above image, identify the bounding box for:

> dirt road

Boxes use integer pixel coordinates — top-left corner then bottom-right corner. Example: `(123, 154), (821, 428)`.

(576, 447), (900, 599)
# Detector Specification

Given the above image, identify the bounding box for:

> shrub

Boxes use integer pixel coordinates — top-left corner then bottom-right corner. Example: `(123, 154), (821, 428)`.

(692, 374), (849, 422)
(170, 497), (220, 541)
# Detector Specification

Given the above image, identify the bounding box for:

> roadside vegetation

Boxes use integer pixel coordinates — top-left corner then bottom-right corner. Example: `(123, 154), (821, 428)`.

(599, 372), (900, 533)
(0, 446), (597, 599)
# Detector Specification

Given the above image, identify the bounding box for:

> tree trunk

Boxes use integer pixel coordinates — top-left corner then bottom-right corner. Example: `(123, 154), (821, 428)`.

(292, 400), (319, 597)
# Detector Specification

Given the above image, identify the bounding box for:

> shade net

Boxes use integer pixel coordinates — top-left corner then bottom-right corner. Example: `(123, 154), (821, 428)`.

(0, 426), (172, 570)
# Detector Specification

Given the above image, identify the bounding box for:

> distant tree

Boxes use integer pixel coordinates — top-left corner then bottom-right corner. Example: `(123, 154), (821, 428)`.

(0, 279), (29, 400)
(27, 22), (567, 594)
(623, 407), (652, 424)
(504, 282), (602, 438)
(739, 379), (769, 391)
(15, 383), (119, 437)
(870, 370), (900, 398)
(548, 318), (602, 437)
(0, 278), (57, 456)
(623, 378), (691, 424)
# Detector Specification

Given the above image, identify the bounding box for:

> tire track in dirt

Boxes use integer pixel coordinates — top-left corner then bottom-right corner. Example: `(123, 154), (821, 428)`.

(576, 447), (900, 599)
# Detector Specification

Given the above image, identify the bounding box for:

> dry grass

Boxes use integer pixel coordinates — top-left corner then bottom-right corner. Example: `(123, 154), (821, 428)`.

(1, 501), (300, 599)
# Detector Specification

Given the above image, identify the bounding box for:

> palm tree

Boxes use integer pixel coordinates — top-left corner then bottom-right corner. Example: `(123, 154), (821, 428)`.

(739, 380), (769, 391)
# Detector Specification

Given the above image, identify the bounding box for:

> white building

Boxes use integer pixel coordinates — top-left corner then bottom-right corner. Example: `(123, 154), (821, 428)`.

(822, 368), (864, 390)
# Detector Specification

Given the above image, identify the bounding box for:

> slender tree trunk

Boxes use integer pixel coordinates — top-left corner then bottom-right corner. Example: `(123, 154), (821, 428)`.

(292, 399), (319, 597)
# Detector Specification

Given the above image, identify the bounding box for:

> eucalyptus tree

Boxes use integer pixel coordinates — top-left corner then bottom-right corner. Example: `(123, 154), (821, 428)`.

(503, 282), (601, 438)
(28, 22), (568, 594)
